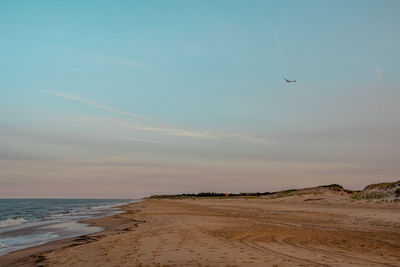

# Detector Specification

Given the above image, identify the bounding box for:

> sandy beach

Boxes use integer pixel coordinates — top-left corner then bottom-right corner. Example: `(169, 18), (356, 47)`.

(1, 193), (399, 267)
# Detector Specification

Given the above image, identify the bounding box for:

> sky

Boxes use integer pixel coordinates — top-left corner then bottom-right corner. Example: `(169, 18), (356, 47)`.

(1, 0), (400, 198)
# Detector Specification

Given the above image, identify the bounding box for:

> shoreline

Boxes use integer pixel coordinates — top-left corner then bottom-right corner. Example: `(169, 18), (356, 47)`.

(0, 202), (143, 266)
(0, 199), (139, 257)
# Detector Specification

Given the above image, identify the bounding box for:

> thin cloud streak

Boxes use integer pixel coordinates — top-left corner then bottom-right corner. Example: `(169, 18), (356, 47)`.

(219, 132), (274, 144)
(106, 57), (150, 71)
(267, 18), (288, 66)
(42, 90), (269, 143)
(114, 136), (175, 145)
(42, 90), (163, 125)
(116, 121), (215, 139)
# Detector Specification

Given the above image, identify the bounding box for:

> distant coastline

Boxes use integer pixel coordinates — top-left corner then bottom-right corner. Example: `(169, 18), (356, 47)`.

(149, 180), (400, 202)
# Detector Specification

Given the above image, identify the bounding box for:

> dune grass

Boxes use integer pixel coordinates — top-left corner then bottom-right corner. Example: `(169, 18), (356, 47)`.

(351, 192), (389, 201)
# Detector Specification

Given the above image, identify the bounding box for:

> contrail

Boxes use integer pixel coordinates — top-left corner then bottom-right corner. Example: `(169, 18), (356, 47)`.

(42, 90), (163, 125)
(41, 89), (214, 139)
(41, 89), (270, 143)
(267, 18), (288, 66)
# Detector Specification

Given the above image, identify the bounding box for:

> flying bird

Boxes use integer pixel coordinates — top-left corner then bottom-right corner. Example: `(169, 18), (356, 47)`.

(284, 78), (296, 83)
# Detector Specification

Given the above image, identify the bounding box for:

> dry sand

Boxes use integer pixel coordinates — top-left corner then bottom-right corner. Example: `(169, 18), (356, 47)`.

(1, 193), (399, 266)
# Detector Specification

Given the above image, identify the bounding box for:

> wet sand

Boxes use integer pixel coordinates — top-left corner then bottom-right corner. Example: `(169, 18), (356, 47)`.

(1, 193), (399, 266)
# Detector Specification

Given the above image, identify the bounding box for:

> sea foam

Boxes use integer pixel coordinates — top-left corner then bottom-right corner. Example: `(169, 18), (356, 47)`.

(0, 218), (26, 228)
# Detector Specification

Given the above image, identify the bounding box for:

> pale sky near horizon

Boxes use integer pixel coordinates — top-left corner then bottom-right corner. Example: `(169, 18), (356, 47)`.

(1, 0), (400, 198)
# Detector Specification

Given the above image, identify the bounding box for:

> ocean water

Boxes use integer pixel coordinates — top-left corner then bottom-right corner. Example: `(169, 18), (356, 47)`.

(0, 199), (138, 256)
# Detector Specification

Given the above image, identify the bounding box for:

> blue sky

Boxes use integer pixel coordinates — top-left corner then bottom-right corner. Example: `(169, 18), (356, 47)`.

(1, 0), (399, 197)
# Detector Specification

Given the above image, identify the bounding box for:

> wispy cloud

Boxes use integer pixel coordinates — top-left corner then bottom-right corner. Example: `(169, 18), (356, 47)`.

(42, 90), (270, 143)
(114, 136), (175, 145)
(42, 90), (163, 125)
(266, 18), (288, 67)
(106, 57), (150, 71)
(219, 132), (272, 144)
(116, 121), (215, 139)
